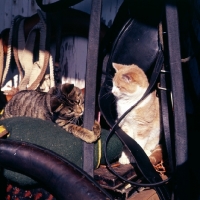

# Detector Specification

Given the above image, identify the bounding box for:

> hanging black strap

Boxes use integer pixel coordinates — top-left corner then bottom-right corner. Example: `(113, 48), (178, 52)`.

(83, 0), (102, 176)
(165, 1), (189, 199)
(159, 65), (174, 173)
(50, 13), (63, 85)
(104, 50), (171, 200)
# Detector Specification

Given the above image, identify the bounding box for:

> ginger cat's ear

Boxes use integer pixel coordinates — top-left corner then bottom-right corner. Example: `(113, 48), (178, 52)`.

(122, 73), (132, 83)
(112, 63), (124, 71)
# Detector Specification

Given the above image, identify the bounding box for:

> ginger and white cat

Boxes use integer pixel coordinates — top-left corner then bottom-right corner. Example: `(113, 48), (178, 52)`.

(112, 63), (161, 164)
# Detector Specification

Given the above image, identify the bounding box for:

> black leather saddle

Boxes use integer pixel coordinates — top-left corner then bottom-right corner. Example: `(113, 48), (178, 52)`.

(99, 0), (163, 126)
(99, 0), (171, 199)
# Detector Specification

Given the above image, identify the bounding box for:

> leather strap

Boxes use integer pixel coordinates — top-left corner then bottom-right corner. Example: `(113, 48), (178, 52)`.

(165, 1), (189, 199)
(104, 50), (171, 200)
(1, 16), (22, 86)
(83, 0), (102, 176)
(18, 19), (38, 90)
(159, 65), (174, 173)
(50, 12), (62, 85)
(27, 10), (50, 90)
(0, 36), (4, 86)
(12, 16), (25, 82)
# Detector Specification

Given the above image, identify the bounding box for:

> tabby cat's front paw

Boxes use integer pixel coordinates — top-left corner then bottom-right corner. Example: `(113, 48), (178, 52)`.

(82, 121), (101, 143)
(93, 120), (101, 139)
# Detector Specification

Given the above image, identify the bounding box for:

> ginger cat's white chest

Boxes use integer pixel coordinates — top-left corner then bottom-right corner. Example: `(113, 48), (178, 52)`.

(116, 93), (153, 136)
(116, 85), (147, 118)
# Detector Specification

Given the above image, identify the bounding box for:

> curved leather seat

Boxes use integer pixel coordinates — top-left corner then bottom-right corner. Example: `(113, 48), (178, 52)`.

(0, 139), (112, 200)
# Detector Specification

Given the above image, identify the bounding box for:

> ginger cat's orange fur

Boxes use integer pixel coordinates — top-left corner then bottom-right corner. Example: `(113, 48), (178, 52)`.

(112, 63), (161, 164)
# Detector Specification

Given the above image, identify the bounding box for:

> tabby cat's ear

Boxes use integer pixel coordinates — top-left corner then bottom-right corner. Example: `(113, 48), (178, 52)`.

(112, 62), (124, 71)
(81, 88), (85, 96)
(50, 98), (63, 112)
(61, 83), (74, 95)
(48, 86), (56, 95)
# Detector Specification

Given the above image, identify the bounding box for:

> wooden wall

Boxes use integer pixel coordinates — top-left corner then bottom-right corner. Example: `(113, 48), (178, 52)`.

(0, 0), (123, 90)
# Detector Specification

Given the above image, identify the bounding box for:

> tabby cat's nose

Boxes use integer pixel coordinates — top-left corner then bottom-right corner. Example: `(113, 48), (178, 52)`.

(77, 107), (83, 115)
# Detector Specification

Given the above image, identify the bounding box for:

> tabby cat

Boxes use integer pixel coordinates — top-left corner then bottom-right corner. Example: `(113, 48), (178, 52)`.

(112, 63), (161, 164)
(1, 83), (101, 143)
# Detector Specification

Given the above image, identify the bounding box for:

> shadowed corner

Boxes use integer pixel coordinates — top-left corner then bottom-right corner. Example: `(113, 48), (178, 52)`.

(0, 168), (6, 199)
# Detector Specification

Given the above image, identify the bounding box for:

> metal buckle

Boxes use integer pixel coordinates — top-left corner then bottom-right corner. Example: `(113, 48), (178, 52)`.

(160, 69), (170, 73)
(157, 82), (170, 91)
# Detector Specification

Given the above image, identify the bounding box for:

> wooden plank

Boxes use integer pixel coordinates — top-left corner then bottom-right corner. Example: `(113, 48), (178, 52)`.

(20, 0), (29, 16)
(0, 0), (122, 90)
(59, 36), (87, 89)
(27, 0), (38, 16)
(4, 0), (13, 29)
(128, 189), (159, 200)
(73, 0), (91, 14)
(11, 0), (19, 18)
(102, 0), (123, 27)
(0, 1), (5, 32)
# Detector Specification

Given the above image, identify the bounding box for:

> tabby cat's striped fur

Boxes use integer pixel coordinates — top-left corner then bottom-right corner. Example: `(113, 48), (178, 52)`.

(1, 83), (101, 143)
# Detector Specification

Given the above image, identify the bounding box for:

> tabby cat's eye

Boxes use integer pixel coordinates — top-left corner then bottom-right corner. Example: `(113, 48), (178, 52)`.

(69, 108), (73, 113)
